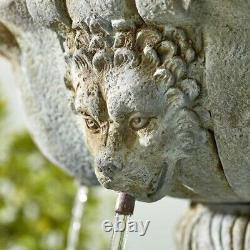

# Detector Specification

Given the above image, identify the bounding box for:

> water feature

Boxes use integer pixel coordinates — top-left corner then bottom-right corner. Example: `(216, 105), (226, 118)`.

(111, 214), (130, 250)
(67, 185), (88, 250)
(111, 193), (135, 250)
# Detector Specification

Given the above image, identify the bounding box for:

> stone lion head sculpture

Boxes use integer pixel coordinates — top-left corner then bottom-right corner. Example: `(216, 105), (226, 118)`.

(64, 17), (236, 202)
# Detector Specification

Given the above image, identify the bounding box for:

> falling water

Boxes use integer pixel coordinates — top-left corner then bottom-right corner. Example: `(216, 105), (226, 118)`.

(67, 185), (88, 250)
(111, 213), (130, 250)
(110, 193), (135, 250)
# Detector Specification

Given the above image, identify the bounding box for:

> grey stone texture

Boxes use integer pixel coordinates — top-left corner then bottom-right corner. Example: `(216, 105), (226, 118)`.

(177, 203), (250, 250)
(0, 0), (249, 201)
(0, 0), (98, 186)
(1, 1), (250, 249)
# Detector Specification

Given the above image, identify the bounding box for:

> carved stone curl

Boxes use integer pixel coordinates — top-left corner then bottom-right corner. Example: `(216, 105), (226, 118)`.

(0, 1), (250, 249)
(64, 17), (239, 203)
(177, 203), (250, 250)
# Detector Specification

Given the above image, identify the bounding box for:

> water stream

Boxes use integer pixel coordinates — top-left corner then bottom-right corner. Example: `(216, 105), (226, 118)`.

(110, 193), (135, 250)
(111, 213), (130, 250)
(67, 185), (88, 250)
(67, 188), (134, 250)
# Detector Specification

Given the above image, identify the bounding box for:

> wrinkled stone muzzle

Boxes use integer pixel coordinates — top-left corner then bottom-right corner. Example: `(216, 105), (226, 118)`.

(95, 150), (124, 180)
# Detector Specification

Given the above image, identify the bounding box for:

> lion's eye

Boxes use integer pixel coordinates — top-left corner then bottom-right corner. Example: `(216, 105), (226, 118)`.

(85, 118), (100, 131)
(129, 115), (150, 131)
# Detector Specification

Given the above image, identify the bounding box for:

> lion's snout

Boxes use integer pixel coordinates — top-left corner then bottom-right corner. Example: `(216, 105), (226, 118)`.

(97, 163), (118, 179)
(95, 152), (124, 180)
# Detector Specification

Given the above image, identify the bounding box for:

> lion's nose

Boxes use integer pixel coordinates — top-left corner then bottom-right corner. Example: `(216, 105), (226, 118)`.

(97, 163), (117, 173)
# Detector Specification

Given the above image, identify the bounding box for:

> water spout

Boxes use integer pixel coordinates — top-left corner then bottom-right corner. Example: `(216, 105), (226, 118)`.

(111, 193), (135, 250)
(67, 185), (88, 250)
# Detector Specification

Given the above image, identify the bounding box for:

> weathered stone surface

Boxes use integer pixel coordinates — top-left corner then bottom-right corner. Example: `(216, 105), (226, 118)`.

(0, 0), (98, 185)
(176, 203), (250, 250)
(26, 0), (71, 26)
(0, 0), (249, 201)
(66, 0), (142, 27)
(205, 24), (250, 200)
(1, 1), (250, 249)
(135, 0), (250, 26)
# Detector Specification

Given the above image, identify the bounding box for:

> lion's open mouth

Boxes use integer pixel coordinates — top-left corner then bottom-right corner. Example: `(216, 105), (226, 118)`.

(147, 162), (168, 199)
(97, 162), (168, 202)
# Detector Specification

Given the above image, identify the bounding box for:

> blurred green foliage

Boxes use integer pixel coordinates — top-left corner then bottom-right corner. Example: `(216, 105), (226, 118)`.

(0, 104), (76, 250)
(0, 89), (113, 250)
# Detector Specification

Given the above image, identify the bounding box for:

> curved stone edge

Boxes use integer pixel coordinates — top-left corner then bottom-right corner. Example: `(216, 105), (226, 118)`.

(26, 0), (71, 26)
(176, 203), (250, 250)
(0, 0), (98, 186)
(205, 24), (250, 200)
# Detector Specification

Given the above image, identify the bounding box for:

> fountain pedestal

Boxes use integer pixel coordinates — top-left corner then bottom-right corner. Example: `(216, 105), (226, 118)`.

(176, 203), (250, 250)
(0, 0), (249, 249)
